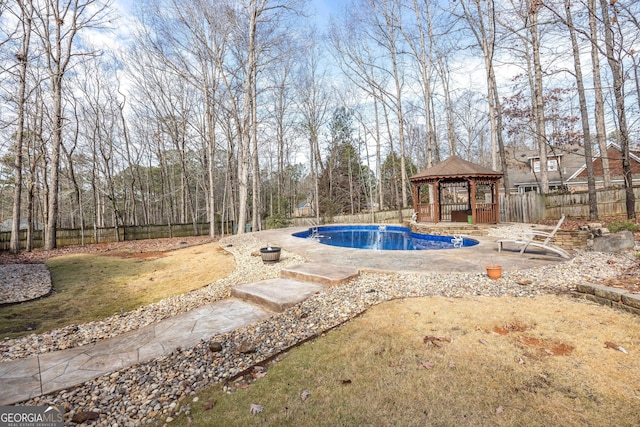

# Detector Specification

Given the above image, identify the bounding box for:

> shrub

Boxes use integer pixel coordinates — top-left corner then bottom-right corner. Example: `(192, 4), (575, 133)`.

(266, 213), (291, 229)
(606, 220), (640, 233)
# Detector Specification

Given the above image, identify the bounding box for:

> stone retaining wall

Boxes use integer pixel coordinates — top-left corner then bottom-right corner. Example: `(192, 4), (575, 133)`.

(407, 224), (590, 250)
(574, 283), (640, 316)
(554, 230), (589, 250)
(407, 223), (494, 236)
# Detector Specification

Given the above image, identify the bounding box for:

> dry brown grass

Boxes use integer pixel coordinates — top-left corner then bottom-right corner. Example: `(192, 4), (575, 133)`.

(0, 242), (234, 338)
(174, 295), (640, 426)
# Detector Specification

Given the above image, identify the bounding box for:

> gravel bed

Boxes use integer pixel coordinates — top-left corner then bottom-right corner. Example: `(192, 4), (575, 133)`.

(8, 232), (640, 426)
(0, 264), (51, 304)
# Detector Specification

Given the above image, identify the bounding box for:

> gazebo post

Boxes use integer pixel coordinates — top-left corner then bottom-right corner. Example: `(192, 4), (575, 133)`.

(493, 181), (500, 223)
(470, 178), (477, 225)
(434, 179), (440, 223)
(412, 184), (419, 219)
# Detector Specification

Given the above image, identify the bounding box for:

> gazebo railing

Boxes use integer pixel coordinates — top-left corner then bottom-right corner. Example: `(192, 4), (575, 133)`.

(475, 202), (498, 224)
(416, 203), (435, 222)
(416, 202), (498, 223)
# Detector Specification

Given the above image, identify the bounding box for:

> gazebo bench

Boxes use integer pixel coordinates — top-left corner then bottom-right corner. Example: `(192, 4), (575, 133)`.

(451, 210), (472, 222)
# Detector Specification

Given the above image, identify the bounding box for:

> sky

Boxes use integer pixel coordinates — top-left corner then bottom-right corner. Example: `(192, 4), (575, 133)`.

(311, 0), (341, 28)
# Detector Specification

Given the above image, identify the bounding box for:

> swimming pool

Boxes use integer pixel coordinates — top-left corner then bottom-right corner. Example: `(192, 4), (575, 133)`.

(292, 225), (479, 251)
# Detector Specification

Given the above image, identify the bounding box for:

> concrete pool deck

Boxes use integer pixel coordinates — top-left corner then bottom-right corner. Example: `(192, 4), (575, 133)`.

(256, 224), (567, 273)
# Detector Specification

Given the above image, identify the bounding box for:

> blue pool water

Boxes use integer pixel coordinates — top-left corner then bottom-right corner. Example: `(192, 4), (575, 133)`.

(292, 225), (478, 251)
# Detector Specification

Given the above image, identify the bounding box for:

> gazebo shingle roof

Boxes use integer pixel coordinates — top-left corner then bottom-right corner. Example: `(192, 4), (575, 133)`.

(410, 156), (502, 181)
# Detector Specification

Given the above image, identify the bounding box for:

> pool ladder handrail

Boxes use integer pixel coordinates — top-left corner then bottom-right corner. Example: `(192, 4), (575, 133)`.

(309, 226), (320, 240)
(304, 218), (322, 241)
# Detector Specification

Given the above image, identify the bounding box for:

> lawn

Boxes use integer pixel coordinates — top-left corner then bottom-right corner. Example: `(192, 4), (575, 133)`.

(0, 241), (234, 339)
(171, 295), (640, 426)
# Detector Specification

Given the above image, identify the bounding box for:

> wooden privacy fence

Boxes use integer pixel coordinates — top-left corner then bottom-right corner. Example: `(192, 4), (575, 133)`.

(545, 187), (640, 219)
(3, 188), (639, 251)
(500, 186), (640, 223)
(499, 192), (546, 223)
(0, 222), (233, 251)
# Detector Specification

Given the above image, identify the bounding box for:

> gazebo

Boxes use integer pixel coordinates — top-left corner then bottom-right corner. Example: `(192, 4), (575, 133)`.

(410, 156), (503, 224)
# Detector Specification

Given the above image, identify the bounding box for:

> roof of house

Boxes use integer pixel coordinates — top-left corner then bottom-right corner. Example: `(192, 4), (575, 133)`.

(410, 156), (502, 182)
(505, 143), (586, 188)
(570, 142), (640, 181)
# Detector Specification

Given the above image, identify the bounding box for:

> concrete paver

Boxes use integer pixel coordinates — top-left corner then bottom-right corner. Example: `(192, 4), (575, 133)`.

(281, 263), (360, 286)
(232, 278), (326, 312)
(0, 298), (271, 406)
(256, 227), (566, 273)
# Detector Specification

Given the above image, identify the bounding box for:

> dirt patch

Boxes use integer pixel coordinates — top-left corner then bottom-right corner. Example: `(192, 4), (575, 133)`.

(491, 322), (574, 356)
(516, 335), (575, 356)
(492, 322), (530, 335)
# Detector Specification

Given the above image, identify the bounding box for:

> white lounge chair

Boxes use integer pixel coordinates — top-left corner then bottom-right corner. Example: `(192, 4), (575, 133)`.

(496, 215), (571, 259)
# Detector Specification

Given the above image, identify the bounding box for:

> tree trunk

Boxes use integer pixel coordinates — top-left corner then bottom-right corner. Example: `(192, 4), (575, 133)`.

(251, 65), (260, 232)
(599, 0), (635, 219)
(529, 1), (548, 194)
(45, 73), (63, 250)
(564, 0), (598, 219)
(588, 0), (611, 188)
(10, 1), (33, 254)
(237, 1), (259, 235)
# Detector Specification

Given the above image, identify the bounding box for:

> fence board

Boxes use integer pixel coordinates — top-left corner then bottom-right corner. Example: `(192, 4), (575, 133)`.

(0, 222), (232, 251)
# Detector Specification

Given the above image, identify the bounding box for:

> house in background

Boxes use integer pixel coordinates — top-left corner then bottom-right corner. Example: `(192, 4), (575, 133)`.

(504, 142), (640, 194)
(567, 142), (640, 190)
(293, 199), (312, 217)
(504, 143), (586, 194)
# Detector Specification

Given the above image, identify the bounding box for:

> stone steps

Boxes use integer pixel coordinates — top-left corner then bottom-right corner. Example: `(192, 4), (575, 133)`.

(231, 263), (360, 312)
(280, 263), (359, 286)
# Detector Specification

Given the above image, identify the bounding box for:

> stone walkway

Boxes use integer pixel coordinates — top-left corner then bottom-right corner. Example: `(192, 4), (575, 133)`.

(0, 263), (359, 406)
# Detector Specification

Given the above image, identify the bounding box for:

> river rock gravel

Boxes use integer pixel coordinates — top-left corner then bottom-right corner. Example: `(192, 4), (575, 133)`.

(7, 232), (640, 426)
(0, 264), (51, 304)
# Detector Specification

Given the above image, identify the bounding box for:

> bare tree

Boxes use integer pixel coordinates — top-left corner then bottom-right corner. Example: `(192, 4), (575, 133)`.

(587, 0), (611, 188)
(599, 0), (635, 219)
(9, 0), (34, 253)
(545, 0), (598, 218)
(399, 0), (437, 168)
(526, 0), (549, 194)
(296, 29), (329, 222)
(33, 0), (112, 249)
(458, 0), (510, 214)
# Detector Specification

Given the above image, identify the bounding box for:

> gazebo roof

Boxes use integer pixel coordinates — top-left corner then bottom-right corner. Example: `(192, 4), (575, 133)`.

(410, 156), (502, 182)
